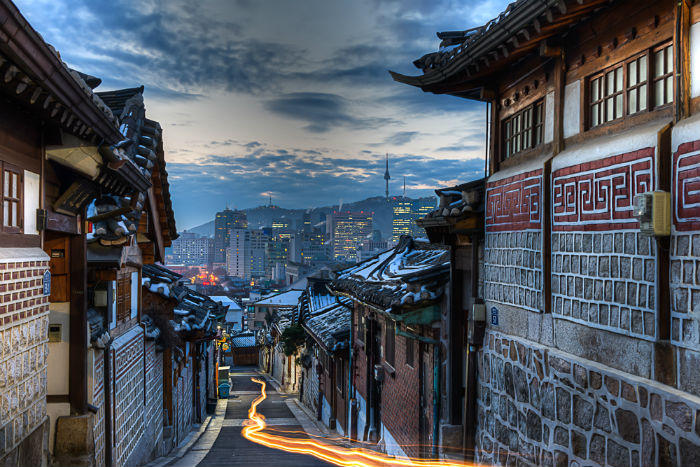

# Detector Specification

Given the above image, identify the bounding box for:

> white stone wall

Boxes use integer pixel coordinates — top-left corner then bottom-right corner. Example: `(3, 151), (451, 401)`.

(0, 250), (49, 459)
(111, 326), (145, 467)
(175, 359), (193, 446)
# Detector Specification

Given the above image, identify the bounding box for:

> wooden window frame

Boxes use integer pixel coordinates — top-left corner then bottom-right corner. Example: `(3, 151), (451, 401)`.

(586, 40), (674, 130)
(384, 321), (395, 367)
(501, 100), (544, 161)
(405, 334), (414, 368)
(116, 272), (131, 323)
(1, 161), (23, 234)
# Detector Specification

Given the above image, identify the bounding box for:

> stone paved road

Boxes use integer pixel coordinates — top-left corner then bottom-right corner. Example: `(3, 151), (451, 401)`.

(172, 366), (335, 467)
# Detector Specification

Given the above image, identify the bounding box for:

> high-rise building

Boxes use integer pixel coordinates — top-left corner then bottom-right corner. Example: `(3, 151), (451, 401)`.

(265, 236), (289, 278)
(302, 212), (312, 233)
(412, 196), (437, 238)
(272, 218), (292, 239)
(169, 231), (212, 266)
(391, 196), (437, 242)
(391, 197), (414, 243)
(226, 229), (267, 280)
(331, 211), (373, 261)
(214, 208), (248, 263)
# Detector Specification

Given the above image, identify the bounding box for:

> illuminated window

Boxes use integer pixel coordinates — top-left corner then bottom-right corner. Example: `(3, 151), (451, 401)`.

(1, 161), (22, 233)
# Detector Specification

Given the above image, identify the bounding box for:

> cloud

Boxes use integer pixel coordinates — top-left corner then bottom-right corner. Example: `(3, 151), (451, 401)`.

(265, 92), (397, 133)
(384, 131), (419, 145)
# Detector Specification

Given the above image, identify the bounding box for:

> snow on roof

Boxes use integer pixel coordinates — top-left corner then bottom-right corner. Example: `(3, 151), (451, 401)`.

(209, 295), (242, 310)
(225, 310), (242, 323)
(254, 290), (304, 307)
(231, 332), (256, 348)
(330, 236), (449, 312)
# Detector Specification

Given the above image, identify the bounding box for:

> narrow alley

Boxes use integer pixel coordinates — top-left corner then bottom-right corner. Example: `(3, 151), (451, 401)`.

(160, 367), (335, 467)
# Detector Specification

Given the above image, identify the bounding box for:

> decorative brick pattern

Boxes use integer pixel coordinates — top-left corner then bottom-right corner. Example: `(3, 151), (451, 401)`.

(552, 231), (656, 339)
(0, 256), (49, 458)
(93, 351), (105, 467)
(485, 170), (542, 232)
(484, 231), (542, 312)
(175, 359), (193, 446)
(111, 327), (145, 467)
(673, 141), (700, 231)
(670, 232), (700, 349)
(552, 149), (654, 231)
(144, 341), (163, 451)
(301, 353), (320, 412)
(476, 330), (700, 467)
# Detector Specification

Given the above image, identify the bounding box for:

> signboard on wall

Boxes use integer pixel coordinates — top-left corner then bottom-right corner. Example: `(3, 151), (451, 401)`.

(43, 270), (51, 296)
(490, 307), (499, 326)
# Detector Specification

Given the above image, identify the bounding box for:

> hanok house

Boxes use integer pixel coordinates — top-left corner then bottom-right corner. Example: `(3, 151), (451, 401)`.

(230, 331), (258, 366)
(0, 1), (173, 465)
(417, 178), (486, 460)
(260, 300), (302, 393)
(141, 264), (223, 451)
(393, 0), (700, 465)
(297, 275), (352, 434)
(329, 236), (451, 459)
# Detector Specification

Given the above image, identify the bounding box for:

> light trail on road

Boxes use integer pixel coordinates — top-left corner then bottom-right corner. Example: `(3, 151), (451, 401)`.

(241, 377), (476, 467)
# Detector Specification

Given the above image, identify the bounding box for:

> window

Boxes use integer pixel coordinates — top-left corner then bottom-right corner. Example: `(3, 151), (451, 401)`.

(502, 100), (543, 159)
(405, 336), (414, 368)
(385, 321), (395, 367)
(116, 272), (131, 322)
(357, 314), (365, 344)
(335, 359), (344, 396)
(1, 162), (22, 233)
(589, 41), (673, 128)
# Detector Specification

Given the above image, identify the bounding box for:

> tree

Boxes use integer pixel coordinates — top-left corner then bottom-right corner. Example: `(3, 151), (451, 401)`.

(281, 324), (305, 356)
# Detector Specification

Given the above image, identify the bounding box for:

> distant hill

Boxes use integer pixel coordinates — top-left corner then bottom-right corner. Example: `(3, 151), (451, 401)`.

(184, 195), (434, 240)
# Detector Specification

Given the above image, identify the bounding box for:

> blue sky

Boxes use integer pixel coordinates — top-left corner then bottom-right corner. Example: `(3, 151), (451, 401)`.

(15, 0), (510, 229)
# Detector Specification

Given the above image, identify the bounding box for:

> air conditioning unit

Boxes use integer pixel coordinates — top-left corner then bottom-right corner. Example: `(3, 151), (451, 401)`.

(633, 191), (670, 236)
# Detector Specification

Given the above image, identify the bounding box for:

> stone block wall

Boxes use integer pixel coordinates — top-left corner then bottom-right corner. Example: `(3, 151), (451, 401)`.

(484, 232), (543, 312)
(175, 359), (193, 446)
(0, 251), (50, 461)
(551, 149), (656, 341)
(301, 351), (319, 413)
(551, 231), (656, 339)
(476, 330), (700, 467)
(671, 139), (700, 350)
(484, 169), (543, 313)
(111, 326), (145, 467)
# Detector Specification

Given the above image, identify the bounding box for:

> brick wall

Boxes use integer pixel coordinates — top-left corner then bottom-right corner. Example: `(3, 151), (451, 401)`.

(476, 329), (700, 467)
(0, 251), (49, 460)
(111, 326), (145, 467)
(92, 350), (105, 467)
(175, 358), (193, 446)
(551, 149), (657, 339)
(484, 170), (543, 312)
(379, 325), (424, 458)
(301, 351), (319, 413)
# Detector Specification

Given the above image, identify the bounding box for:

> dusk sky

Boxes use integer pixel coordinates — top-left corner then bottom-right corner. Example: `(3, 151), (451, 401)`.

(15, 0), (510, 229)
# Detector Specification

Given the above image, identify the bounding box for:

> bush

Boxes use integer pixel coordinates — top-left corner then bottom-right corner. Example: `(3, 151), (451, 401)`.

(281, 324), (305, 356)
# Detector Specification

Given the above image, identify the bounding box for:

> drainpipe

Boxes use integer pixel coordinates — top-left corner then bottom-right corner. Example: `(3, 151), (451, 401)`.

(104, 342), (114, 467)
(432, 342), (440, 459)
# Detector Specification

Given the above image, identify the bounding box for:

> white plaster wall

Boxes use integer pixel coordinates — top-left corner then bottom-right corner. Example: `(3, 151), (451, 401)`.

(553, 119), (668, 171)
(563, 80), (581, 138)
(356, 393), (367, 442)
(47, 302), (70, 395)
(321, 395), (332, 428)
(380, 424), (410, 460)
(544, 91), (555, 144)
(47, 402), (70, 454)
(691, 23), (700, 98)
(23, 170), (40, 235)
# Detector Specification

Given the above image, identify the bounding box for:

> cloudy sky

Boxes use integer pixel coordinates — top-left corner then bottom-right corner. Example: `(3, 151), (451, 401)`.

(16, 0), (509, 229)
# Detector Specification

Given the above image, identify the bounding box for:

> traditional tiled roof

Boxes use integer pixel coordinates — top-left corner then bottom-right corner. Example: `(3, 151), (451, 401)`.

(330, 236), (449, 312)
(418, 177), (485, 223)
(298, 286), (352, 352)
(231, 331), (257, 349)
(142, 263), (224, 336)
(390, 0), (613, 91)
(255, 290), (304, 307)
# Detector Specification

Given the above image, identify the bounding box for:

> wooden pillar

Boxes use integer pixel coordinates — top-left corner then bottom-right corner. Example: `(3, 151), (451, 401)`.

(69, 232), (88, 414)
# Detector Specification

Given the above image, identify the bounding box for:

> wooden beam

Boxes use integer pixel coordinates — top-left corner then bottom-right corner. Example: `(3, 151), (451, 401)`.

(69, 232), (88, 414)
(147, 186), (165, 263)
